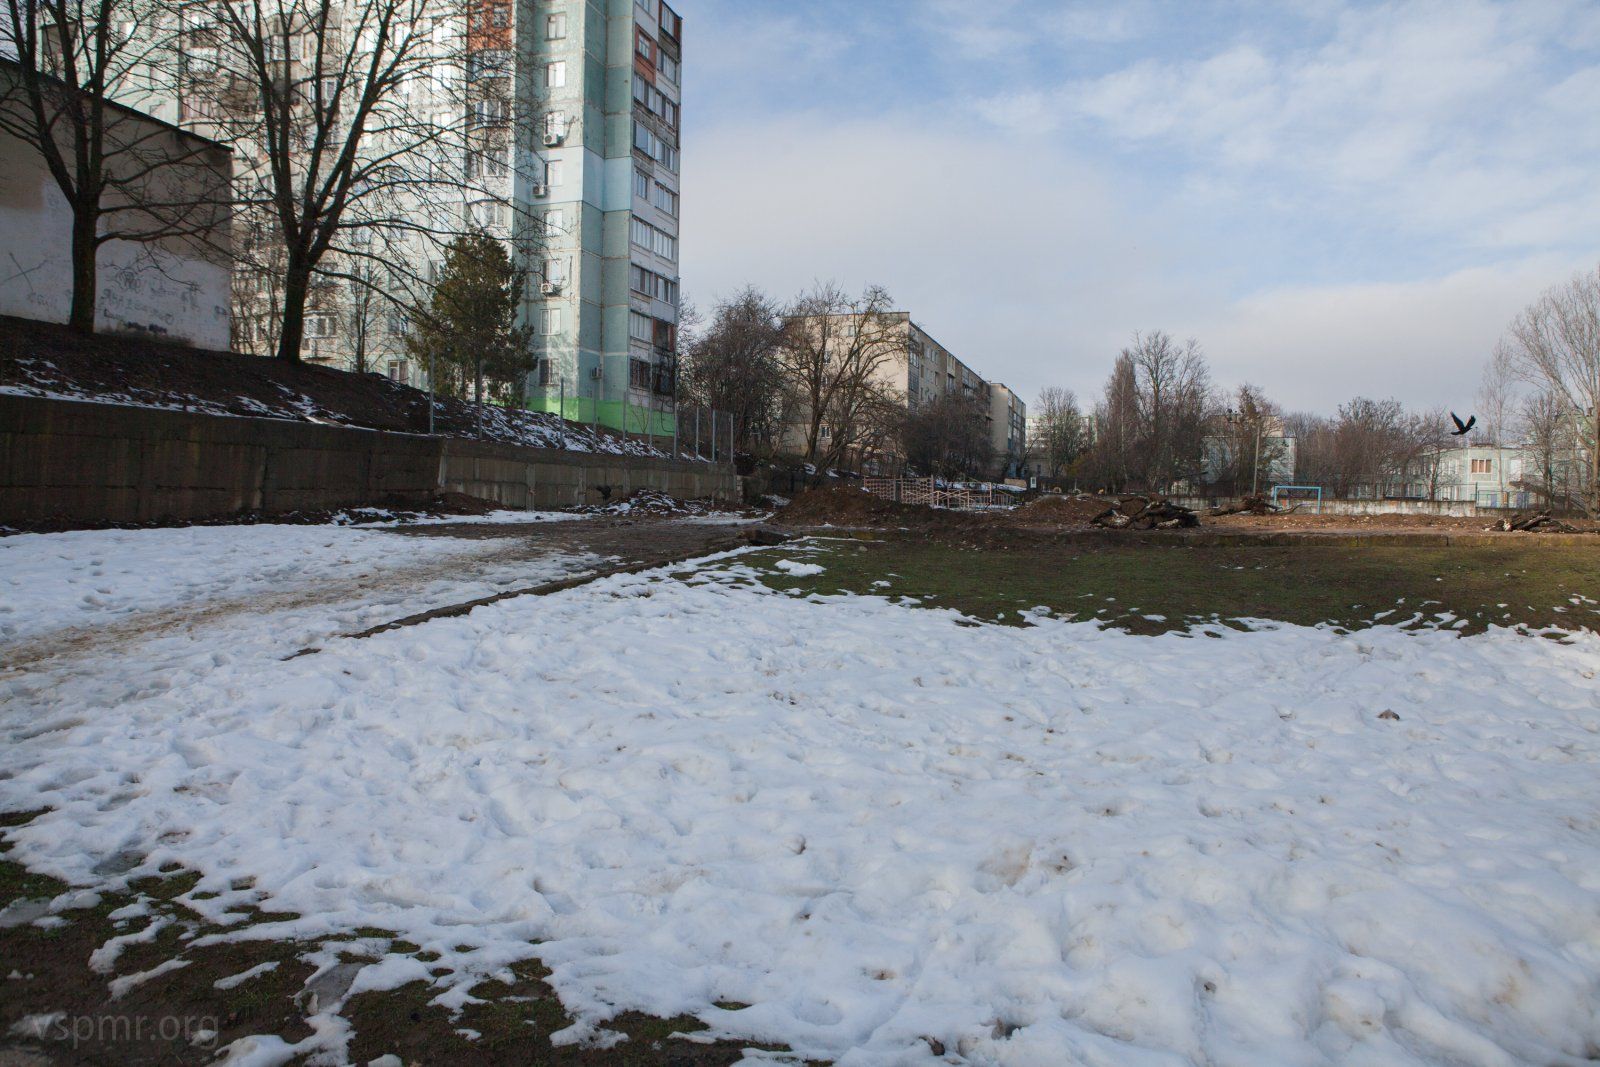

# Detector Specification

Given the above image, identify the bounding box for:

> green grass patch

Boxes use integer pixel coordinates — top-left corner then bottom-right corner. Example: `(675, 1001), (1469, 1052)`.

(741, 538), (1600, 635)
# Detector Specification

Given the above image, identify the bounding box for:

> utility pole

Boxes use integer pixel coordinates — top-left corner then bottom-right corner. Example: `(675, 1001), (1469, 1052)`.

(1252, 417), (1264, 498)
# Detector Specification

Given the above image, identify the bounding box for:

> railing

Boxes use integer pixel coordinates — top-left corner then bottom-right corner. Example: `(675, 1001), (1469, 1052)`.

(863, 477), (1011, 511)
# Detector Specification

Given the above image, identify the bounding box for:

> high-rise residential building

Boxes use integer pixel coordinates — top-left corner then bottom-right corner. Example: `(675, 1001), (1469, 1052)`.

(106, 0), (684, 434)
(521, 0), (683, 433)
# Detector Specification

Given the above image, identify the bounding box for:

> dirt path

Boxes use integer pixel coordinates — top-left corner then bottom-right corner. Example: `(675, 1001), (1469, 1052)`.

(2, 518), (752, 675)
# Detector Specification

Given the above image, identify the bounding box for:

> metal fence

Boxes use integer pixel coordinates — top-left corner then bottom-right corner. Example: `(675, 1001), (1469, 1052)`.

(863, 477), (1012, 511)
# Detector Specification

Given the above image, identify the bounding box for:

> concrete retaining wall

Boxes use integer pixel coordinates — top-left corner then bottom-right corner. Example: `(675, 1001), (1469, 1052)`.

(0, 394), (737, 525)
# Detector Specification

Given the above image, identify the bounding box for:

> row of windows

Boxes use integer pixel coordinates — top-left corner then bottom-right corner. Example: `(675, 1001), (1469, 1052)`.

(632, 121), (678, 171)
(629, 216), (677, 260)
(631, 169), (678, 216)
(630, 264), (678, 305)
(632, 73), (679, 129)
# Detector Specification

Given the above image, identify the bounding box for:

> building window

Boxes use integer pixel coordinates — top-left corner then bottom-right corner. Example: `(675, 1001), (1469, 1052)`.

(629, 310), (653, 343)
(542, 209), (564, 234)
(543, 257), (564, 284)
(634, 169), (650, 199)
(542, 307), (562, 334)
(537, 358), (554, 386)
(545, 159), (563, 185)
(630, 358), (652, 390)
(386, 360), (410, 384)
(651, 181), (677, 216)
(545, 61), (565, 88)
(546, 12), (566, 39)
(470, 200), (505, 228)
(304, 313), (336, 339)
(658, 50), (678, 83)
(1471, 458), (1493, 475)
(635, 29), (654, 62)
(658, 2), (681, 40)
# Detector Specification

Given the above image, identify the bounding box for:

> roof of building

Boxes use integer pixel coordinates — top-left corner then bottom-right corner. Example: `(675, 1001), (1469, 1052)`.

(0, 55), (232, 153)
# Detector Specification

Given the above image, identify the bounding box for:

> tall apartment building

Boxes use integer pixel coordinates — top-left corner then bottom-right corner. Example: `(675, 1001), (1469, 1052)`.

(113, 0), (683, 434)
(526, 0), (683, 433)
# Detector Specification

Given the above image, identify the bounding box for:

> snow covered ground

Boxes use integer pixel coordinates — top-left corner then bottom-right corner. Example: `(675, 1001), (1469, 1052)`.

(3, 541), (1598, 1065)
(0, 520), (593, 649)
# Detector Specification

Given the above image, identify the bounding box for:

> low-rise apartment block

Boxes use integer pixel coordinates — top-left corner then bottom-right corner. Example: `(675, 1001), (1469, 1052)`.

(782, 310), (1025, 477)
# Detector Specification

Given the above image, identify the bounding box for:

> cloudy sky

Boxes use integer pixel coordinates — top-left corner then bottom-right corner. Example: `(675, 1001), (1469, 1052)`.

(675, 0), (1600, 415)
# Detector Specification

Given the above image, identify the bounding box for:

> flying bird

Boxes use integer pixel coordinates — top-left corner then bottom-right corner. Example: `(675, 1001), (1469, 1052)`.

(1450, 412), (1477, 436)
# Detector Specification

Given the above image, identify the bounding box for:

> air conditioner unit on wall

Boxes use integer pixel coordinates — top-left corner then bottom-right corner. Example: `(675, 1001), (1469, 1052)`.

(589, 367), (603, 380)
(540, 280), (561, 296)
(542, 131), (564, 147)
(531, 182), (549, 198)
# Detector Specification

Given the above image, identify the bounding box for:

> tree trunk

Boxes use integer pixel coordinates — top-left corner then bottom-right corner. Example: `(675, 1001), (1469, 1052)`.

(275, 258), (312, 363)
(68, 208), (98, 334)
(474, 358), (484, 438)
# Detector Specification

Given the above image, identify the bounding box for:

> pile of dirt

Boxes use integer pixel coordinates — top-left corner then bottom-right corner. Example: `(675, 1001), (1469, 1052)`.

(0, 315), (675, 458)
(773, 486), (958, 528)
(1006, 493), (1116, 528)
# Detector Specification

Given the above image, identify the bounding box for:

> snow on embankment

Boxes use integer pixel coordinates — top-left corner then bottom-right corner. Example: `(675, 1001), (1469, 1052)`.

(2, 564), (1599, 1064)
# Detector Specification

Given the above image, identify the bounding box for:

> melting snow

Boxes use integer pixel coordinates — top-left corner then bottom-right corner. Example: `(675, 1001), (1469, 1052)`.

(1, 545), (1598, 1063)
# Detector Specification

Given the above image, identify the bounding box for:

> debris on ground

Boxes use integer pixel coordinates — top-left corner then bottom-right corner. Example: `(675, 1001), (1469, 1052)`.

(1209, 495), (1293, 517)
(1090, 496), (1200, 530)
(1487, 510), (1579, 533)
(574, 487), (745, 518)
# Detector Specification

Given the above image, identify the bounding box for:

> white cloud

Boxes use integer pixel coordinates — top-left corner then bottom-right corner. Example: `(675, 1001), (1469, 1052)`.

(977, 0), (1600, 250)
(1184, 258), (1593, 413)
(681, 115), (1207, 402)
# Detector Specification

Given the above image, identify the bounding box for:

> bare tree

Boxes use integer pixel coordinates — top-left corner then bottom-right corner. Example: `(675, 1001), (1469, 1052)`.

(901, 391), (993, 478)
(780, 282), (905, 471)
(681, 287), (788, 457)
(1326, 397), (1412, 498)
(1495, 265), (1600, 515)
(1127, 331), (1210, 491)
(1088, 352), (1139, 491)
(1476, 345), (1517, 447)
(1517, 389), (1579, 509)
(1, 0), (230, 332)
(1210, 384), (1288, 497)
(198, 0), (530, 362)
(1031, 386), (1087, 480)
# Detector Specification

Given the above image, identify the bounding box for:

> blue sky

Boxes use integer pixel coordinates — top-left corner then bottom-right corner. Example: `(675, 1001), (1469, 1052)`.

(676, 0), (1600, 414)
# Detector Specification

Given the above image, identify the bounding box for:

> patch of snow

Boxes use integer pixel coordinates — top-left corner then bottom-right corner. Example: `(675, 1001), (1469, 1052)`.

(3, 565), (1598, 1064)
(215, 961), (281, 990)
(773, 559), (825, 577)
